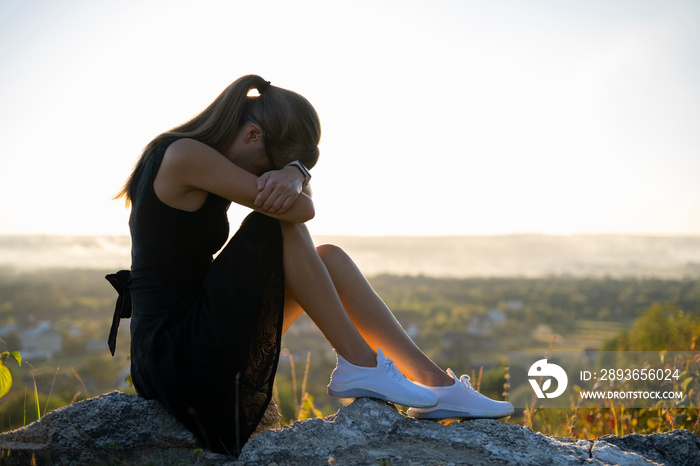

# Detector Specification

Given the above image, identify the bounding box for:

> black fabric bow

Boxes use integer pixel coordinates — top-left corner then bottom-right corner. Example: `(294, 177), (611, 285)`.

(105, 270), (132, 356)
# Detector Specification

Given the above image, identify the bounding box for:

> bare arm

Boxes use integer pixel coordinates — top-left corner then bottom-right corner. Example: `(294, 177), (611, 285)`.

(154, 138), (314, 223)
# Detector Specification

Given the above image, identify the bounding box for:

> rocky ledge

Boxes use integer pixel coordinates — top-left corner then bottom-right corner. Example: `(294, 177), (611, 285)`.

(0, 391), (698, 465)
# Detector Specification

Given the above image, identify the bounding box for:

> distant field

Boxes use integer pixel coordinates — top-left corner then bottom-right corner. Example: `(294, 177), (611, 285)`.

(2, 234), (700, 278)
(524, 319), (629, 352)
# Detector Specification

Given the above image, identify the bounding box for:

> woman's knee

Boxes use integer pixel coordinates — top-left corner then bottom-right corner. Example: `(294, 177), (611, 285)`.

(316, 243), (350, 265)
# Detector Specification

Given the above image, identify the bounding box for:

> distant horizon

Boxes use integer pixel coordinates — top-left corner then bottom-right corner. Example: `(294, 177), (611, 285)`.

(3, 234), (699, 279)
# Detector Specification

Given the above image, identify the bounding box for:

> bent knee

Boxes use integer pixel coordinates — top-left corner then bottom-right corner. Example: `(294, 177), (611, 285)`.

(316, 243), (349, 263)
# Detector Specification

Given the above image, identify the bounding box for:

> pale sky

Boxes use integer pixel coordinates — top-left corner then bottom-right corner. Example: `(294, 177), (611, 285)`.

(1, 0), (698, 236)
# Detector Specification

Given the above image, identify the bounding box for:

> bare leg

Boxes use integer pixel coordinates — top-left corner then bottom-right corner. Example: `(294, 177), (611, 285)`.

(281, 294), (303, 335)
(280, 224), (452, 387)
(316, 244), (453, 387)
(279, 222), (376, 368)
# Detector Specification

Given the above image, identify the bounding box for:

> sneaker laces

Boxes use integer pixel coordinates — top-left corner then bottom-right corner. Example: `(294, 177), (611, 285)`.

(381, 356), (405, 382)
(457, 374), (476, 392)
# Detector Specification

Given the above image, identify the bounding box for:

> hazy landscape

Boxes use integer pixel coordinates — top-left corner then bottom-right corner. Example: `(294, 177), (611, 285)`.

(2, 234), (700, 278)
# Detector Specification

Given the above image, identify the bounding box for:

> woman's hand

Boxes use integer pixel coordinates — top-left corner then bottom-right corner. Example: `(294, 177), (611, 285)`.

(254, 165), (305, 214)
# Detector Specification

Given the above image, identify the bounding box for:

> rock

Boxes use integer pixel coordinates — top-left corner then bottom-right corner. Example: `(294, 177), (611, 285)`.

(0, 391), (278, 465)
(240, 398), (699, 465)
(596, 430), (700, 466)
(0, 392), (697, 465)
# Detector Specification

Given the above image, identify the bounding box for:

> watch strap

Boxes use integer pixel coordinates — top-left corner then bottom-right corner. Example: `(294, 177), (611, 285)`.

(285, 160), (311, 186)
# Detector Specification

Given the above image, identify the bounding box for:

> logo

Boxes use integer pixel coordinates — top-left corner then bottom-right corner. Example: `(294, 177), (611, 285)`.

(528, 359), (568, 398)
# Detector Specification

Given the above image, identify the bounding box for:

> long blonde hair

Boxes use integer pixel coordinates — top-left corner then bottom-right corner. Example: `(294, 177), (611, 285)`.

(116, 75), (321, 205)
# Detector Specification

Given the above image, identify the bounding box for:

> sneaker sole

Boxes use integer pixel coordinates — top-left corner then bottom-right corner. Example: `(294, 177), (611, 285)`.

(328, 386), (438, 408)
(408, 406), (514, 420)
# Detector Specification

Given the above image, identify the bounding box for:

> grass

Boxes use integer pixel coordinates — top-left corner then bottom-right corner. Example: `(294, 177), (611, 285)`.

(273, 351), (323, 424)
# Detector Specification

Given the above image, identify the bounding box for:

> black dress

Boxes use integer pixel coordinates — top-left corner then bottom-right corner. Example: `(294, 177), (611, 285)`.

(106, 136), (285, 456)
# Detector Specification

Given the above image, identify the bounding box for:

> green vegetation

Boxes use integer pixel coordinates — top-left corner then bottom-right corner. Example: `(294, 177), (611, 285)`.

(601, 303), (700, 352)
(0, 267), (698, 440)
(0, 349), (21, 399)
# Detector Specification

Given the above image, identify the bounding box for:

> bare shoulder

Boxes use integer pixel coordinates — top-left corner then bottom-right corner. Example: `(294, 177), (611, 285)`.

(163, 138), (217, 165)
(168, 137), (211, 152)
(160, 138), (231, 181)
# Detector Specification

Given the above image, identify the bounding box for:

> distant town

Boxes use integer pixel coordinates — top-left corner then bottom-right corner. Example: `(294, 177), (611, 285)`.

(0, 315), (110, 360)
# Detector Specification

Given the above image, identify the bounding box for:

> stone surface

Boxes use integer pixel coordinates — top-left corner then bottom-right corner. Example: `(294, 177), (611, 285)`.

(0, 391), (276, 465)
(596, 430), (700, 466)
(241, 398), (700, 465)
(0, 392), (697, 465)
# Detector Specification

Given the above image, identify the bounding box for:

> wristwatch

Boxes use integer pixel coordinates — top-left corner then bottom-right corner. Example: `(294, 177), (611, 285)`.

(285, 161), (311, 186)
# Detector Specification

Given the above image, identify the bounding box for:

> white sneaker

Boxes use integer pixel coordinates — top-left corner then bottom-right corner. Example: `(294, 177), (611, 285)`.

(406, 368), (514, 419)
(327, 349), (439, 408)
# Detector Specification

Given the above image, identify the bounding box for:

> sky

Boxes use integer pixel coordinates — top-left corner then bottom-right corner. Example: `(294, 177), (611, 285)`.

(0, 0), (698, 237)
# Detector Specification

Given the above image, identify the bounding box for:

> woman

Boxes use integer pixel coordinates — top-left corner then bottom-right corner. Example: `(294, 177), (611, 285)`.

(107, 75), (513, 456)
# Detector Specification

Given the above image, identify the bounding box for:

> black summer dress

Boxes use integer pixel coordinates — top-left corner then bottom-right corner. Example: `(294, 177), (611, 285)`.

(106, 136), (285, 456)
